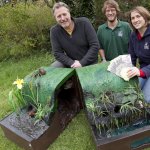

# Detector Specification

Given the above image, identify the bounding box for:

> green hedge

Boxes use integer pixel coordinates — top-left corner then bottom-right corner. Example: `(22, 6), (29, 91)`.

(61, 0), (150, 29)
(1, 0), (150, 61)
(0, 3), (55, 61)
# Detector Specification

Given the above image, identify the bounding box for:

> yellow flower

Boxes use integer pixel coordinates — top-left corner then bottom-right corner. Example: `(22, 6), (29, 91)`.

(13, 78), (24, 89)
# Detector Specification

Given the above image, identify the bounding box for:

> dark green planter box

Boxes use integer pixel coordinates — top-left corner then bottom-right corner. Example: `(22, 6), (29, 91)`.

(0, 111), (62, 150)
(88, 115), (150, 150)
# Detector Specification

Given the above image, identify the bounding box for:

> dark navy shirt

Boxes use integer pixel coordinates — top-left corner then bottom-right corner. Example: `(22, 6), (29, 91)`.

(128, 26), (150, 78)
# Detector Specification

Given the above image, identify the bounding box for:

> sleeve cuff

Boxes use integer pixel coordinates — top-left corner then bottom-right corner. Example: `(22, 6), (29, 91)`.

(139, 69), (146, 78)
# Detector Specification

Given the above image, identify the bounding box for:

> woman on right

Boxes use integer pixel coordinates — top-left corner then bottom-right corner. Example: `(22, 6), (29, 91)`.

(127, 6), (150, 103)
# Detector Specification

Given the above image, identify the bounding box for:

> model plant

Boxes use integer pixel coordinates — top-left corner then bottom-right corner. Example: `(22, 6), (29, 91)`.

(85, 84), (148, 138)
(86, 99), (97, 125)
(8, 78), (53, 124)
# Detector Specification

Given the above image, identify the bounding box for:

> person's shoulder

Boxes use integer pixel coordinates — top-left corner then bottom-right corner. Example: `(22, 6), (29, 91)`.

(130, 31), (136, 39)
(147, 25), (150, 32)
(50, 24), (60, 32)
(119, 21), (132, 32)
(119, 20), (130, 27)
(75, 17), (91, 24)
(98, 23), (106, 30)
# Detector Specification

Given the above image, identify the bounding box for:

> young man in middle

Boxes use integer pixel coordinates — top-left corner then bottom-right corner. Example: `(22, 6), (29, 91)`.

(97, 0), (132, 62)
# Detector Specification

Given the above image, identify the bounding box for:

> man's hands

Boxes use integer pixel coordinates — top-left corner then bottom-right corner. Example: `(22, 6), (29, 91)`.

(99, 49), (106, 63)
(71, 60), (82, 68)
(127, 67), (140, 78)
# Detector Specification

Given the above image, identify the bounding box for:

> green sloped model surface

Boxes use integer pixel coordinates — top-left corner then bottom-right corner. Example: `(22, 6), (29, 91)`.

(23, 66), (74, 108)
(23, 63), (140, 112)
(76, 62), (138, 101)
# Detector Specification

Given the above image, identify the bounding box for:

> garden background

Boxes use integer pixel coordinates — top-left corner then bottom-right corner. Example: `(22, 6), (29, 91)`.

(0, 0), (150, 149)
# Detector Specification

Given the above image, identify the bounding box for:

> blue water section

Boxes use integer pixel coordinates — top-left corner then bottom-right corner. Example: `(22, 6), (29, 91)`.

(111, 120), (150, 136)
(131, 137), (150, 148)
(110, 119), (150, 148)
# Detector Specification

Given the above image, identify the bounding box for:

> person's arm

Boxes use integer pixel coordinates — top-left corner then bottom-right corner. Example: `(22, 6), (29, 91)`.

(97, 25), (107, 62)
(128, 34), (137, 66)
(128, 33), (150, 78)
(79, 18), (99, 66)
(127, 67), (148, 79)
(140, 65), (150, 78)
(129, 33), (150, 78)
(50, 27), (74, 67)
(99, 49), (106, 62)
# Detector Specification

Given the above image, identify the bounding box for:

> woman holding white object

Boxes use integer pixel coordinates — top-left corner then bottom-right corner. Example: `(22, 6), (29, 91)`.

(128, 6), (150, 103)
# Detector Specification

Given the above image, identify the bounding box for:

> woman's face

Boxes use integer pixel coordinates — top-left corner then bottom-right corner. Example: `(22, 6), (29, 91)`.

(131, 11), (146, 30)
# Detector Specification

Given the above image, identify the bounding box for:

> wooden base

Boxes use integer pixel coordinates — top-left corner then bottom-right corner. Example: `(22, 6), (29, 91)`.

(0, 111), (64, 150)
(90, 122), (150, 150)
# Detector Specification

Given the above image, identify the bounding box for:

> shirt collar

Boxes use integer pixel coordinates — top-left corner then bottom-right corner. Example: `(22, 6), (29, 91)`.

(105, 20), (121, 29)
(137, 31), (142, 40)
(136, 25), (150, 40)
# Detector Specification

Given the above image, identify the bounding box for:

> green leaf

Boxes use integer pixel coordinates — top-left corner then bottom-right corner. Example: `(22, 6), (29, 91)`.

(8, 90), (17, 111)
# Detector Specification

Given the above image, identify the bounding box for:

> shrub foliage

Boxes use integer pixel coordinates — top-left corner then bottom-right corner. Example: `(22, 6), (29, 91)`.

(1, 0), (150, 60)
(62, 0), (150, 29)
(62, 0), (95, 24)
(94, 0), (150, 29)
(0, 3), (55, 61)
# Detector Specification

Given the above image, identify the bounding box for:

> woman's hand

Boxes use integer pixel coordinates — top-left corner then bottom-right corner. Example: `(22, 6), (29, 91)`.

(127, 67), (140, 78)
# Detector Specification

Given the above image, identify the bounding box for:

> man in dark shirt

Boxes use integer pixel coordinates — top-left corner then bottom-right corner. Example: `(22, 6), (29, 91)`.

(50, 2), (99, 68)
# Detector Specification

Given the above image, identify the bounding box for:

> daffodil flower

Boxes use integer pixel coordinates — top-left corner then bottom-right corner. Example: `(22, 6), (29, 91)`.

(13, 78), (24, 89)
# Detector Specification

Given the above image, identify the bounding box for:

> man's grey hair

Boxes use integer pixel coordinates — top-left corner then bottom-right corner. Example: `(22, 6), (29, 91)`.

(52, 2), (70, 14)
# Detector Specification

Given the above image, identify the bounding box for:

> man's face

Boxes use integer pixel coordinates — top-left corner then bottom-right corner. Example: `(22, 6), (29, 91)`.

(105, 6), (117, 22)
(54, 6), (72, 29)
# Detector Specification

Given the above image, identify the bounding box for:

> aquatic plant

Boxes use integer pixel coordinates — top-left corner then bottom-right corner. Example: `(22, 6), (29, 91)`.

(34, 103), (53, 125)
(85, 88), (148, 138)
(120, 101), (141, 117)
(86, 100), (97, 124)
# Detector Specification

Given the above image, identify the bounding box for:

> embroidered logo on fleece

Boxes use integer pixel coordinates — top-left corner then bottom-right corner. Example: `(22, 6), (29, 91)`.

(144, 42), (149, 50)
(118, 31), (123, 37)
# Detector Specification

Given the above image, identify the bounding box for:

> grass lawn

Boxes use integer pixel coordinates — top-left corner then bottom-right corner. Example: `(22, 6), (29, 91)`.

(0, 53), (96, 150)
(0, 53), (150, 150)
